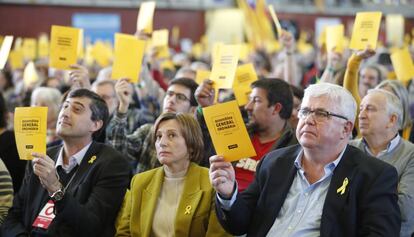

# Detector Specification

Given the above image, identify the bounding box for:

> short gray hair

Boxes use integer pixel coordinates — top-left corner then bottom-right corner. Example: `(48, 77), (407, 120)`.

(304, 83), (357, 123)
(376, 80), (411, 129)
(367, 88), (403, 130)
(31, 87), (62, 113)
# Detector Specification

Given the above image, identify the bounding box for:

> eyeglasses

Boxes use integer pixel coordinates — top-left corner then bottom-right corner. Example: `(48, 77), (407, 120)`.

(166, 90), (190, 103)
(298, 108), (348, 123)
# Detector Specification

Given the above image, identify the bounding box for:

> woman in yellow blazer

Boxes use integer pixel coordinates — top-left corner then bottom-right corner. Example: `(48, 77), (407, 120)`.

(116, 112), (231, 237)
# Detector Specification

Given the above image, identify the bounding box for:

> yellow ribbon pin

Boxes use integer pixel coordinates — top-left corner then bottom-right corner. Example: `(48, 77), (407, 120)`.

(336, 177), (349, 195)
(184, 205), (192, 215)
(88, 156), (97, 164)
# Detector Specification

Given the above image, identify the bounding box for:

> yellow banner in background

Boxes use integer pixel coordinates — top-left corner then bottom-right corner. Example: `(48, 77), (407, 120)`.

(203, 100), (256, 162)
(14, 107), (47, 160)
(391, 47), (414, 82)
(49, 25), (81, 70)
(136, 1), (156, 34)
(0, 36), (13, 70)
(112, 33), (146, 83)
(350, 12), (382, 50)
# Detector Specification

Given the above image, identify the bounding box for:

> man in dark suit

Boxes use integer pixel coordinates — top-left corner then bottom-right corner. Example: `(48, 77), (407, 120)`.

(209, 83), (401, 236)
(2, 89), (131, 236)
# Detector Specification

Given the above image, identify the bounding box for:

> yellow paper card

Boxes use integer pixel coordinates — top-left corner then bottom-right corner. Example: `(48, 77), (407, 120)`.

(326, 24), (344, 53)
(0, 36), (13, 70)
(233, 63), (258, 106)
(172, 26), (180, 44)
(386, 14), (404, 47)
(14, 37), (22, 51)
(8, 50), (24, 70)
(23, 38), (37, 61)
(268, 5), (283, 38)
(192, 43), (203, 59)
(152, 29), (169, 47)
(49, 25), (81, 70)
(195, 70), (211, 85)
(14, 107), (47, 160)
(210, 44), (240, 90)
(23, 61), (39, 87)
(136, 1), (156, 34)
(350, 12), (382, 50)
(112, 33), (146, 83)
(391, 47), (414, 82)
(203, 100), (256, 162)
(38, 34), (49, 58)
(91, 41), (112, 67)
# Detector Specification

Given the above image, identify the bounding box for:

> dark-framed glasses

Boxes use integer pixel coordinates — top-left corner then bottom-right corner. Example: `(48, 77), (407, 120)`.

(166, 90), (190, 103)
(298, 108), (348, 122)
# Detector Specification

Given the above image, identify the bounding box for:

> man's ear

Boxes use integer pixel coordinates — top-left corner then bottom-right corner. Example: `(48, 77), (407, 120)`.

(341, 121), (354, 140)
(387, 114), (398, 129)
(272, 103), (282, 115)
(91, 120), (103, 133)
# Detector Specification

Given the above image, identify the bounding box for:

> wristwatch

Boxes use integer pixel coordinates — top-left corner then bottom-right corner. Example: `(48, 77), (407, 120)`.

(50, 189), (65, 202)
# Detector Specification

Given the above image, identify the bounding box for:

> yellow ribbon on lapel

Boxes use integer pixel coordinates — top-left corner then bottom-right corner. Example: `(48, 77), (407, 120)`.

(336, 177), (349, 195)
(184, 205), (192, 215)
(88, 155), (97, 164)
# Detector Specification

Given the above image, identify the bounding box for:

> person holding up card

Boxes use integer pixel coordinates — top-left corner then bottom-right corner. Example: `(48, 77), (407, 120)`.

(210, 83), (400, 236)
(116, 113), (230, 237)
(2, 89), (131, 236)
(196, 78), (297, 192)
(107, 78), (200, 174)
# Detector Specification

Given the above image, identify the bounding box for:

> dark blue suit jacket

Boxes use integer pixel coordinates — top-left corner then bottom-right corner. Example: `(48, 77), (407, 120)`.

(216, 144), (401, 237)
(2, 142), (131, 237)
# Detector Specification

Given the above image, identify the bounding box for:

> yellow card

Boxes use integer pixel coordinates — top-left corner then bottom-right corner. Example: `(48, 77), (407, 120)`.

(268, 5), (283, 38)
(391, 47), (414, 82)
(91, 41), (112, 67)
(350, 12), (382, 50)
(192, 43), (203, 59)
(210, 44), (240, 90)
(0, 36), (13, 70)
(203, 100), (256, 162)
(233, 63), (258, 106)
(152, 29), (169, 47)
(38, 34), (49, 58)
(136, 1), (156, 34)
(8, 50), (24, 70)
(23, 61), (39, 88)
(49, 25), (81, 70)
(22, 38), (37, 61)
(326, 24), (344, 53)
(172, 26), (180, 44)
(112, 33), (146, 83)
(14, 107), (47, 160)
(386, 14), (404, 47)
(195, 70), (211, 85)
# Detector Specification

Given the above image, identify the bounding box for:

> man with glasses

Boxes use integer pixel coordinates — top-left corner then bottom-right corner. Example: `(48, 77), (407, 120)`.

(209, 83), (400, 236)
(107, 77), (199, 173)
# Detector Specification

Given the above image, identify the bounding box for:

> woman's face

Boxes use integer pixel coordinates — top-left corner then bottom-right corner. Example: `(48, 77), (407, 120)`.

(155, 119), (189, 170)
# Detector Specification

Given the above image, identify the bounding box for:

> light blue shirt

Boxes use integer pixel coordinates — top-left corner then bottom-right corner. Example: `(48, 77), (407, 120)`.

(218, 147), (346, 236)
(362, 134), (400, 157)
(55, 142), (92, 173)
